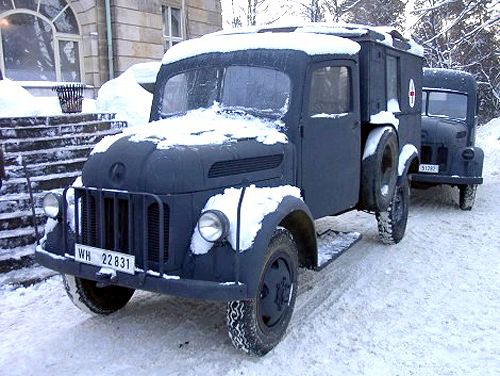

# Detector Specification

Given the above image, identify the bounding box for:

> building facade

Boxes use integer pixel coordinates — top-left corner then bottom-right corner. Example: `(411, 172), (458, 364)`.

(0, 0), (222, 92)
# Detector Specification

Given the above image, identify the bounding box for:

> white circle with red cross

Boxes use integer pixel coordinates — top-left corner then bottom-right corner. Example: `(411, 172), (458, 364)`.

(409, 79), (416, 108)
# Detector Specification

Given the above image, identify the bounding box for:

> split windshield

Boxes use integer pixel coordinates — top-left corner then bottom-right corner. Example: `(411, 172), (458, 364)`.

(161, 66), (291, 118)
(422, 91), (467, 120)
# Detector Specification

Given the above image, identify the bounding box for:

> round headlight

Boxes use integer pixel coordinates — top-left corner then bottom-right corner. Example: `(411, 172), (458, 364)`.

(462, 148), (475, 161)
(198, 210), (229, 242)
(42, 192), (63, 219)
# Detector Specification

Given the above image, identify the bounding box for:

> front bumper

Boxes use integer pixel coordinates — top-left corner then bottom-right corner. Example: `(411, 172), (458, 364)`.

(412, 173), (483, 185)
(36, 247), (248, 301)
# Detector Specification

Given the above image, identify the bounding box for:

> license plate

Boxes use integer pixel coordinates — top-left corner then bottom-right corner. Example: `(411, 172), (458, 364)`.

(419, 164), (439, 173)
(75, 244), (135, 275)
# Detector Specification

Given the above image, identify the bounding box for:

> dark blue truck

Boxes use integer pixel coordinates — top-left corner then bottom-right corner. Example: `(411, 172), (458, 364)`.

(36, 24), (423, 356)
(413, 68), (484, 209)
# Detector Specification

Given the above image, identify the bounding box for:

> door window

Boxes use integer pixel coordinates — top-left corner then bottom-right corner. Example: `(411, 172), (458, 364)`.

(309, 66), (351, 117)
(386, 55), (400, 112)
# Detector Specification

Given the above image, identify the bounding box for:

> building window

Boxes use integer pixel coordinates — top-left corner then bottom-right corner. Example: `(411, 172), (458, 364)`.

(386, 55), (400, 112)
(0, 0), (82, 82)
(162, 5), (183, 50)
(309, 66), (351, 116)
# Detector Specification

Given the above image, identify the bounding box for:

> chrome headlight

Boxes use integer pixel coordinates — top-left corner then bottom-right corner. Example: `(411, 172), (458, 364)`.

(197, 210), (229, 242)
(462, 148), (475, 161)
(42, 192), (63, 219)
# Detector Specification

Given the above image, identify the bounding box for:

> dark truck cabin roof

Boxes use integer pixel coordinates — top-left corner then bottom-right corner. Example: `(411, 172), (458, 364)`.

(212, 23), (423, 56)
(423, 68), (477, 95)
(423, 68), (477, 124)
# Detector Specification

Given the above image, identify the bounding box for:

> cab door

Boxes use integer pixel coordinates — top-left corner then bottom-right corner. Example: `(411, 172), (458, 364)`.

(300, 60), (360, 218)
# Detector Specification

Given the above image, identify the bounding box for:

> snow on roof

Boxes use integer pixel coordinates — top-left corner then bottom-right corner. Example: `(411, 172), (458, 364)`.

(210, 22), (424, 57)
(125, 62), (161, 83)
(161, 32), (361, 65)
(91, 104), (287, 155)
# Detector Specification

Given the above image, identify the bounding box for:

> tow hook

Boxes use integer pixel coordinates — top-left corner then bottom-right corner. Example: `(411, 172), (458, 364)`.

(96, 267), (117, 286)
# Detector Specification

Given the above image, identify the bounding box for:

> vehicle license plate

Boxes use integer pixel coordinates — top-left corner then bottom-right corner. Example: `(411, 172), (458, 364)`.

(75, 244), (135, 275)
(418, 164), (439, 173)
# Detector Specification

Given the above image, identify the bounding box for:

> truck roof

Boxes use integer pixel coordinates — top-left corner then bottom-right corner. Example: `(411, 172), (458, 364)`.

(423, 68), (477, 94)
(162, 31), (361, 65)
(208, 23), (424, 57)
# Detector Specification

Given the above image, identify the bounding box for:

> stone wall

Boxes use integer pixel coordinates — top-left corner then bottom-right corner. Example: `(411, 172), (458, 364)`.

(70, 0), (222, 89)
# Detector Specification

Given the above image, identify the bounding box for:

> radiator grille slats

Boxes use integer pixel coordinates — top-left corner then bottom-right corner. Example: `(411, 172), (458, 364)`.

(208, 154), (283, 178)
(79, 190), (169, 270)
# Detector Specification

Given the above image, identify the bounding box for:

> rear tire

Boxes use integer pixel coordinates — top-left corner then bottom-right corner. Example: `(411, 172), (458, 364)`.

(361, 127), (399, 211)
(62, 274), (135, 315)
(376, 174), (410, 245)
(459, 184), (477, 210)
(226, 228), (298, 356)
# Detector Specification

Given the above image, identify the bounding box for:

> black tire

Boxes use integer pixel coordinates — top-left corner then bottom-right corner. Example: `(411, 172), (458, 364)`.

(459, 184), (477, 210)
(226, 227), (298, 356)
(62, 274), (135, 315)
(361, 127), (399, 211)
(376, 174), (410, 245)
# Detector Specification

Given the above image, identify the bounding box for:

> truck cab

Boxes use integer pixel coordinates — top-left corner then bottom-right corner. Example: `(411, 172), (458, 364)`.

(36, 24), (423, 356)
(412, 68), (484, 209)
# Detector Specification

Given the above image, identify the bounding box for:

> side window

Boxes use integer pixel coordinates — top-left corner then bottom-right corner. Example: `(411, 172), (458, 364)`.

(386, 55), (400, 112)
(309, 66), (351, 117)
(422, 91), (428, 115)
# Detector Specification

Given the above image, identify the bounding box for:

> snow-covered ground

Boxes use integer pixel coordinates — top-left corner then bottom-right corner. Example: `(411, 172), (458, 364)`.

(0, 118), (498, 375)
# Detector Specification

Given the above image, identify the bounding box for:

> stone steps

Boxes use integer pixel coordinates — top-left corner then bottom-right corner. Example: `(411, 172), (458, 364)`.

(0, 113), (126, 255)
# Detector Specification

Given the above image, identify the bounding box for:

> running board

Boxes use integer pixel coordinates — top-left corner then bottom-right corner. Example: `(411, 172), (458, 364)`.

(316, 230), (362, 270)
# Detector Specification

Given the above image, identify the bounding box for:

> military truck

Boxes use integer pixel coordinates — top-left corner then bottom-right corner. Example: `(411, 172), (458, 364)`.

(412, 68), (484, 209)
(36, 24), (423, 356)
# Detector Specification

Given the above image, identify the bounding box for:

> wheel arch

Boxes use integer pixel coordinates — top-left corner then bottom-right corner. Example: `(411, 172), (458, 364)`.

(239, 196), (317, 297)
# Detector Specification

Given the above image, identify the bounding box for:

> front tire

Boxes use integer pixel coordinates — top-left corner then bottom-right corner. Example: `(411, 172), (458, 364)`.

(62, 274), (135, 315)
(376, 174), (410, 245)
(459, 184), (477, 210)
(226, 228), (298, 356)
(361, 127), (399, 212)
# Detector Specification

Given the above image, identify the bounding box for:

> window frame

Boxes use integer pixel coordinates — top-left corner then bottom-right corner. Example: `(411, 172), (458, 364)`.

(307, 64), (353, 118)
(0, 2), (83, 82)
(385, 54), (401, 113)
(162, 4), (184, 51)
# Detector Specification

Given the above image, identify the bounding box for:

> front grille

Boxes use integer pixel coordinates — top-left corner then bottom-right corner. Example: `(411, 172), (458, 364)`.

(437, 146), (448, 168)
(421, 145), (432, 164)
(78, 189), (169, 269)
(147, 203), (169, 263)
(208, 154), (283, 178)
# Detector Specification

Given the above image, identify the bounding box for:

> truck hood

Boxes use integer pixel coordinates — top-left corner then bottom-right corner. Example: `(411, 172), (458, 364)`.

(83, 127), (291, 194)
(421, 116), (468, 147)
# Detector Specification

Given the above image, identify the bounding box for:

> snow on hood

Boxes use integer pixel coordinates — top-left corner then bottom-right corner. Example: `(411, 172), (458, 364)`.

(191, 185), (302, 255)
(96, 70), (153, 127)
(124, 62), (161, 84)
(162, 32), (361, 65)
(91, 104), (288, 155)
(0, 79), (96, 118)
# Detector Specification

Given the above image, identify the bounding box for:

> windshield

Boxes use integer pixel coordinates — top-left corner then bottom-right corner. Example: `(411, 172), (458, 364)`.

(422, 91), (467, 120)
(161, 66), (291, 118)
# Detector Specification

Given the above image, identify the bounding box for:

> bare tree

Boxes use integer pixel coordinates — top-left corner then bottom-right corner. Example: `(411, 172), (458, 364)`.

(412, 0), (500, 121)
(298, 0), (326, 22)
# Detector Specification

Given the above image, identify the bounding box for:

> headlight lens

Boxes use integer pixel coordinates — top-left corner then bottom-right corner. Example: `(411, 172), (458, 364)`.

(197, 210), (229, 242)
(462, 148), (475, 161)
(42, 192), (63, 219)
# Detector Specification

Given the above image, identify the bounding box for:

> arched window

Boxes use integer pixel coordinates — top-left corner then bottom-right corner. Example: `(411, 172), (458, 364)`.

(0, 0), (82, 82)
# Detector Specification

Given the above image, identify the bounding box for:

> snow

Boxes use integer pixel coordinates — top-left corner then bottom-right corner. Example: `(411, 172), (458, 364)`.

(162, 32), (361, 65)
(1, 118), (498, 374)
(0, 79), (96, 117)
(311, 112), (348, 119)
(398, 144), (418, 176)
(96, 70), (153, 127)
(362, 126), (393, 160)
(191, 185), (301, 255)
(316, 230), (361, 267)
(91, 104), (288, 155)
(370, 110), (400, 128)
(387, 98), (401, 113)
(124, 62), (161, 84)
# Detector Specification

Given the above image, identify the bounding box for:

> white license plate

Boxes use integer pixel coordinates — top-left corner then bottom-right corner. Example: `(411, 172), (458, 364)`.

(75, 244), (135, 275)
(419, 164), (439, 173)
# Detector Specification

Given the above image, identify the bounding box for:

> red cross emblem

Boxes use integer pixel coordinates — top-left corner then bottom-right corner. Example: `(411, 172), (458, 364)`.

(408, 79), (416, 108)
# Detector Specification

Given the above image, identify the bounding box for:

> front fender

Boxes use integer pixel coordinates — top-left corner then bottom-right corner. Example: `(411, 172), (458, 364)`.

(238, 195), (316, 298)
